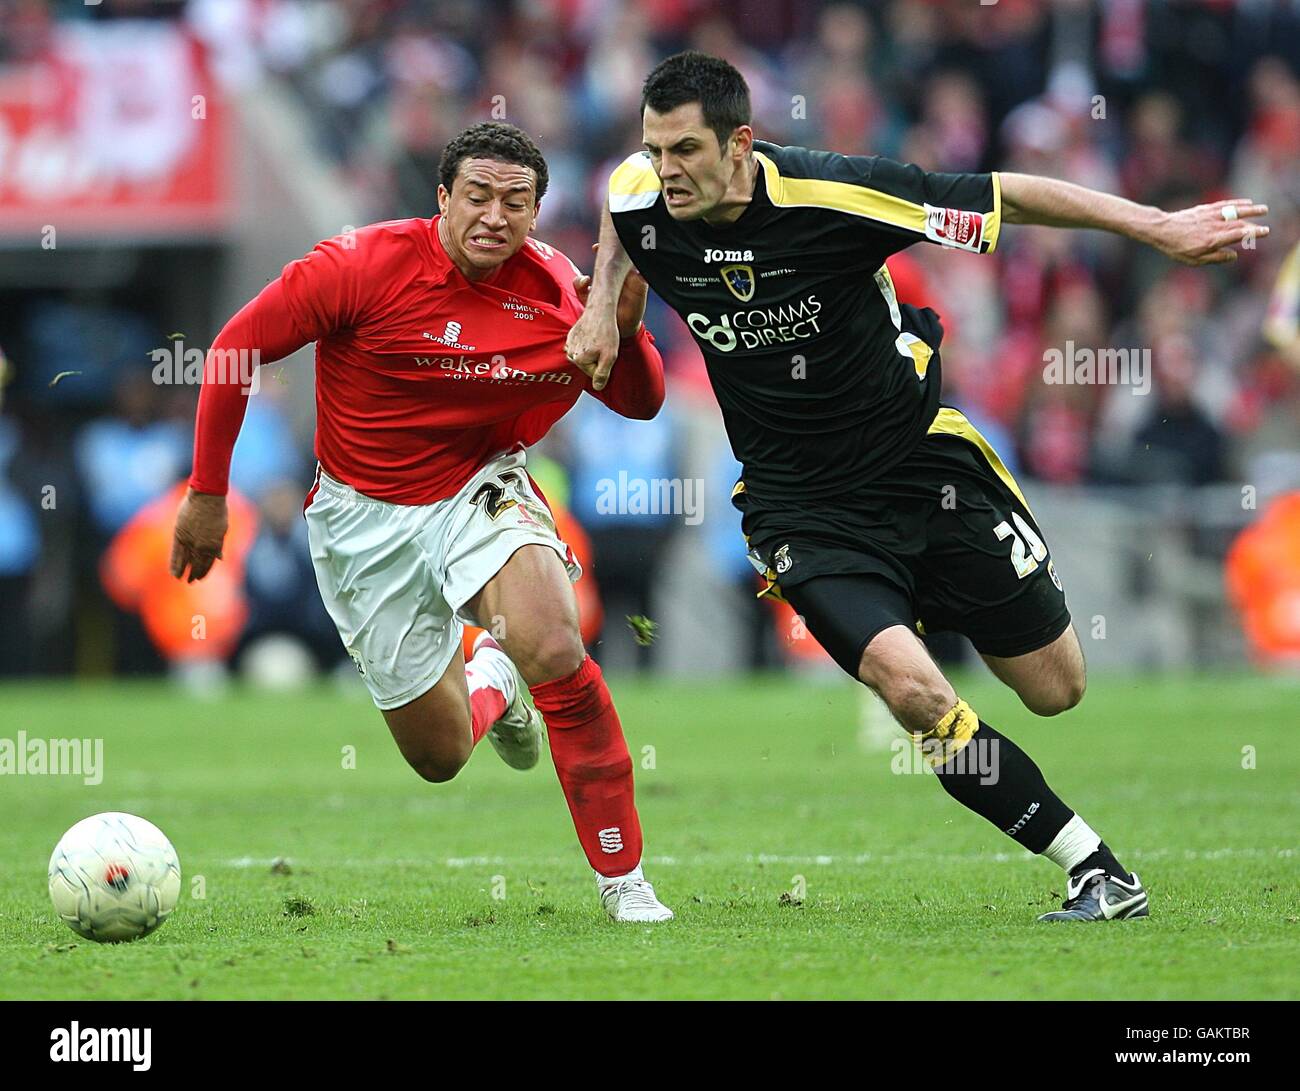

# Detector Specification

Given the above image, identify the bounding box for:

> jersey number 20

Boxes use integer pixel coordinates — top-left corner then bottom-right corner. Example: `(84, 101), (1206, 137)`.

(994, 512), (1048, 579)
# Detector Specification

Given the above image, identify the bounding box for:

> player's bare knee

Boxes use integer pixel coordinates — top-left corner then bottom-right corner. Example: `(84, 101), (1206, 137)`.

(1026, 673), (1086, 717)
(877, 672), (956, 734)
(409, 747), (470, 783)
(517, 629), (585, 685)
(405, 726), (472, 783)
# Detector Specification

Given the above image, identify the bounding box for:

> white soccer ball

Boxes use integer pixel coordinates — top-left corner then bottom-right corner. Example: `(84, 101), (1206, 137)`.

(47, 812), (182, 943)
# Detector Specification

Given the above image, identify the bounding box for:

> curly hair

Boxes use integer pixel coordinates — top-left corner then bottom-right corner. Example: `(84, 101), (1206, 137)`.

(641, 51), (751, 152)
(438, 122), (549, 202)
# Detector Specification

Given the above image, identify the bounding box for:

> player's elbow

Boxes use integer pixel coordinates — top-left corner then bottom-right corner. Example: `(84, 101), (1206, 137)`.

(604, 380), (665, 420)
(629, 373), (667, 419)
(622, 394), (664, 421)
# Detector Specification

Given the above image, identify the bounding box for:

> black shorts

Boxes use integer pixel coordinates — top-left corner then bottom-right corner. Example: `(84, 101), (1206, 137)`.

(733, 408), (1072, 677)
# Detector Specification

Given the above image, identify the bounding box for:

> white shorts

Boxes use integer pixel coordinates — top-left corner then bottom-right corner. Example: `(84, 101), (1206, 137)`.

(304, 448), (580, 710)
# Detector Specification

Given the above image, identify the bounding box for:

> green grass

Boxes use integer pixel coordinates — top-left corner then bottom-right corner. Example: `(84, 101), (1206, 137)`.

(1, 673), (1297, 999)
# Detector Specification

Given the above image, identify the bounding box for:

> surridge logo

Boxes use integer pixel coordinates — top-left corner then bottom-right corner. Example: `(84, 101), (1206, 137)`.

(423, 320), (476, 351)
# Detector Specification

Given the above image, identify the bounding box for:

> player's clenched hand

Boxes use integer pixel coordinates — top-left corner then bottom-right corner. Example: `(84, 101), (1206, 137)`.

(568, 245), (645, 391)
(170, 488), (228, 583)
(1148, 199), (1269, 265)
(565, 297), (620, 390)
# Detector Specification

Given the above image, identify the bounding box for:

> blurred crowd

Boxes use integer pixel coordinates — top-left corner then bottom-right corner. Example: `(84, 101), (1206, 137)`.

(2, 0), (1299, 677)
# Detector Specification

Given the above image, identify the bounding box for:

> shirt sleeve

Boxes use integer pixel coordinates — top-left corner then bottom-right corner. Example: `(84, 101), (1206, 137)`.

(766, 147), (1001, 257)
(188, 278), (310, 496)
(607, 151), (662, 216)
(857, 156), (1002, 255)
(278, 233), (370, 341)
(587, 325), (665, 420)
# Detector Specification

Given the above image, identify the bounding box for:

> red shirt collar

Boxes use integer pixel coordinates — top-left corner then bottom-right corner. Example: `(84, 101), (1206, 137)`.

(428, 213), (533, 289)
(426, 215), (457, 284)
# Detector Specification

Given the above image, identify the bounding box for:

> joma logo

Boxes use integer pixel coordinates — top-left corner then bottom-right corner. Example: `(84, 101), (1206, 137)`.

(704, 247), (754, 263)
(1005, 801), (1039, 837)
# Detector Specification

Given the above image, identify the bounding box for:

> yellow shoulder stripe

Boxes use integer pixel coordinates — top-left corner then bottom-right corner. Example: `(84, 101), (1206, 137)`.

(927, 407), (1030, 512)
(756, 151), (927, 233)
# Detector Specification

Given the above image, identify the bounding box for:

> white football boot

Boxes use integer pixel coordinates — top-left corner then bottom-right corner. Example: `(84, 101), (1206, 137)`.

(470, 632), (543, 771)
(1037, 868), (1149, 922)
(597, 864), (674, 922)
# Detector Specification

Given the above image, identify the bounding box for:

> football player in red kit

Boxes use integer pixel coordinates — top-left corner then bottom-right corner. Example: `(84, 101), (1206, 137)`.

(171, 123), (672, 922)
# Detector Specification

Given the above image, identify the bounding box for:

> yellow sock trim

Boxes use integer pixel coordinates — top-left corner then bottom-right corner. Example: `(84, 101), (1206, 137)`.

(914, 699), (980, 768)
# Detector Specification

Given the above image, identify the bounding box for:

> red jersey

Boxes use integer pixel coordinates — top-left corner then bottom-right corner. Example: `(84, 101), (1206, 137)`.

(190, 216), (664, 504)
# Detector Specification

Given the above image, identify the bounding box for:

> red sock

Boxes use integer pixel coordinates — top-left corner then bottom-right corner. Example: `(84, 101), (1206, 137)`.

(468, 685), (504, 745)
(529, 655), (643, 877)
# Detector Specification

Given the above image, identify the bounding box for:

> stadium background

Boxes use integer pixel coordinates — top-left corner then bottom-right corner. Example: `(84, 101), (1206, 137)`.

(1, 0), (1299, 688)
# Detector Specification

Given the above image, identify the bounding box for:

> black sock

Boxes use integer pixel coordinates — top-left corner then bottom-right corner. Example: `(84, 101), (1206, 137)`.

(930, 720), (1074, 854)
(1070, 842), (1128, 881)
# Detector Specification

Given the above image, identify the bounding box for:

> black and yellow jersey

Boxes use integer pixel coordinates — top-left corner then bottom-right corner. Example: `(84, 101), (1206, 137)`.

(607, 140), (1002, 500)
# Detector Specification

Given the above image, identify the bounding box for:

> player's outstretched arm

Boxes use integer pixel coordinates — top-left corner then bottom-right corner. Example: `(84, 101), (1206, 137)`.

(171, 279), (308, 583)
(999, 172), (1269, 265)
(566, 203), (634, 391)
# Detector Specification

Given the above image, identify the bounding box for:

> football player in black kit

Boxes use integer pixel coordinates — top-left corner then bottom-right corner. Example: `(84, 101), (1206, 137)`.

(566, 51), (1268, 922)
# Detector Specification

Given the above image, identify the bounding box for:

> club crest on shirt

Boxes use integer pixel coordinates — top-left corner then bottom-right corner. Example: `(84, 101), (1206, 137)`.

(720, 263), (756, 302)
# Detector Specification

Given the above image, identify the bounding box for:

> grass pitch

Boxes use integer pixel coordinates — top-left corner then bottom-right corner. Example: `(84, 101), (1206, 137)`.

(0, 672), (1296, 1000)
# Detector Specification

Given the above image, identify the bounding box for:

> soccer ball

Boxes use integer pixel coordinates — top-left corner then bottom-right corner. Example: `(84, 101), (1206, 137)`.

(48, 812), (182, 943)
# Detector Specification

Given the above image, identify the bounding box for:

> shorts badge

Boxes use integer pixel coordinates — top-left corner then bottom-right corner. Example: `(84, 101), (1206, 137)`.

(773, 543), (793, 574)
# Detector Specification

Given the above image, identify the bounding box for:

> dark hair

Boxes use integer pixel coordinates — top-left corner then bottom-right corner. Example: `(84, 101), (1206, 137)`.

(438, 122), (549, 202)
(641, 51), (751, 151)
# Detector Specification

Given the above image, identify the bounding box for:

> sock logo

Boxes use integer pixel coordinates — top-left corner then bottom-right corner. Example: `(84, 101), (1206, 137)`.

(1005, 801), (1039, 838)
(597, 827), (624, 854)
